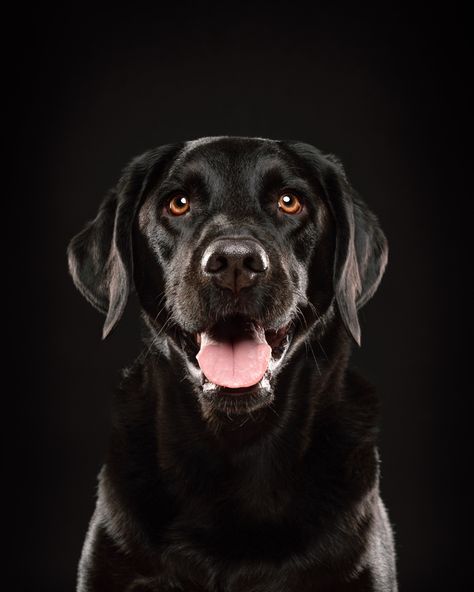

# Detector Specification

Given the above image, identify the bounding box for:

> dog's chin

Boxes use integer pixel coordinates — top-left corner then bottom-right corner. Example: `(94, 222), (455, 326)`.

(171, 313), (294, 417)
(199, 377), (274, 417)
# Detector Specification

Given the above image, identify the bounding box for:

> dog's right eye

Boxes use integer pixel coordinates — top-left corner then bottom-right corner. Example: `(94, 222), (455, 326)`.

(168, 194), (190, 216)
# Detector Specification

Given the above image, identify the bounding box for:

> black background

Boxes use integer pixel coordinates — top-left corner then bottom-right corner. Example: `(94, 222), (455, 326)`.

(12, 3), (469, 591)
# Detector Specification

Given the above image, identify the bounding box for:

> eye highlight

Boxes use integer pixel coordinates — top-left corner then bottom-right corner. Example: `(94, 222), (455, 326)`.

(168, 194), (190, 216)
(278, 192), (303, 215)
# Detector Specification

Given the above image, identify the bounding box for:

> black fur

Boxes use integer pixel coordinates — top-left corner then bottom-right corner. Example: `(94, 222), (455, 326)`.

(68, 136), (396, 591)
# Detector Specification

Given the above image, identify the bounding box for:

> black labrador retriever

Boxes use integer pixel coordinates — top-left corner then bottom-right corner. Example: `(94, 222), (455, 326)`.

(68, 136), (397, 591)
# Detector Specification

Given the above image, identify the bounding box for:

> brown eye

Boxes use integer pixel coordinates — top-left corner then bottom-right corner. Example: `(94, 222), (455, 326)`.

(278, 193), (303, 214)
(168, 194), (190, 216)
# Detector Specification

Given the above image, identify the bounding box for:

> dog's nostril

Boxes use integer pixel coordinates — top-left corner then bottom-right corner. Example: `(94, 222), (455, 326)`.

(205, 254), (228, 273)
(243, 254), (268, 273)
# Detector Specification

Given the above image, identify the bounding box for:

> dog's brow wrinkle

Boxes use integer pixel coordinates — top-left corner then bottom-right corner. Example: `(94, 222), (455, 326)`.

(195, 213), (235, 246)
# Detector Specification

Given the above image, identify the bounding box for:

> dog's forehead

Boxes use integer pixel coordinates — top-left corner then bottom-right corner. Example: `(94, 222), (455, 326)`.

(165, 136), (300, 185)
(183, 135), (277, 158)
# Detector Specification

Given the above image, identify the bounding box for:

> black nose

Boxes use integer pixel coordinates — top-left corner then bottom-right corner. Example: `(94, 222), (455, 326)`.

(201, 238), (269, 294)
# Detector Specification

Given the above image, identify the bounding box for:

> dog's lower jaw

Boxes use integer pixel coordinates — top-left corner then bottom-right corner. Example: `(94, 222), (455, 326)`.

(199, 380), (275, 423)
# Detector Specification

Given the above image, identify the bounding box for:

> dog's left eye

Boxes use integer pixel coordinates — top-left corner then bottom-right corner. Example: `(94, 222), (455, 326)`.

(278, 193), (303, 214)
(168, 194), (190, 216)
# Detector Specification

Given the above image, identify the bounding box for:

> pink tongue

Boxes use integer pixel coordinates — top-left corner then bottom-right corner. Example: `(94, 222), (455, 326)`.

(196, 328), (271, 388)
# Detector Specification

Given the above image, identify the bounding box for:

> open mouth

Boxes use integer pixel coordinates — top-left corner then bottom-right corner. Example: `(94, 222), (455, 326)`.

(178, 314), (293, 396)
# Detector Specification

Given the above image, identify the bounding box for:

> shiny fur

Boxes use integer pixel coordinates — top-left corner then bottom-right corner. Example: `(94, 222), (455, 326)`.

(68, 136), (396, 591)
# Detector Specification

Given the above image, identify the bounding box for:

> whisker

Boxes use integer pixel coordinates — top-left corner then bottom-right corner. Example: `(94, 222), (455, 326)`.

(294, 294), (330, 362)
(307, 340), (322, 376)
(138, 311), (174, 365)
(239, 416), (250, 428)
(268, 402), (280, 418)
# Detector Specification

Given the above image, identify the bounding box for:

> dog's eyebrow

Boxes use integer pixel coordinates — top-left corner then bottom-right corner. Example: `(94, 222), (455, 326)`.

(258, 166), (315, 198)
(156, 169), (212, 198)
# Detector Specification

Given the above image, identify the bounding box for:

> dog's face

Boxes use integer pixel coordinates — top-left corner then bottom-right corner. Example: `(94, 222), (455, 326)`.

(68, 137), (387, 417)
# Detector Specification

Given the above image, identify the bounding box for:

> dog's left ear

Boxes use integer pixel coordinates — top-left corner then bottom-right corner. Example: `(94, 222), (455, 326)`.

(324, 153), (388, 345)
(283, 142), (388, 345)
(67, 145), (180, 338)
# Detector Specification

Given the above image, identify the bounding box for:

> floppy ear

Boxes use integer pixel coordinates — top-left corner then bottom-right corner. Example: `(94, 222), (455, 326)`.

(68, 143), (182, 338)
(324, 154), (388, 345)
(67, 157), (150, 338)
(283, 142), (388, 345)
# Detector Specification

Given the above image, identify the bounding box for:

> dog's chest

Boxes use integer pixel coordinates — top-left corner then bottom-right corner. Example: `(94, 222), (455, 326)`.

(149, 486), (318, 586)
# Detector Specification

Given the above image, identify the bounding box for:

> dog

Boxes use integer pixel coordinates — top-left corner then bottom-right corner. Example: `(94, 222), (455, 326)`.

(68, 136), (397, 591)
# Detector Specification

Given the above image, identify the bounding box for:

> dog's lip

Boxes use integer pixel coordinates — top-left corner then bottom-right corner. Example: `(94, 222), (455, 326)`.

(193, 319), (291, 349)
(201, 378), (266, 395)
(201, 370), (271, 399)
(175, 316), (293, 353)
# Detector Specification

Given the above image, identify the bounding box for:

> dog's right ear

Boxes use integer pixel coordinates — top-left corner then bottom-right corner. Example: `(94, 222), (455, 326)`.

(67, 145), (180, 338)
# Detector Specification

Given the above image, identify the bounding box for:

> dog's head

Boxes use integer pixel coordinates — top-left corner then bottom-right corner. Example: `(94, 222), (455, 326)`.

(68, 137), (387, 416)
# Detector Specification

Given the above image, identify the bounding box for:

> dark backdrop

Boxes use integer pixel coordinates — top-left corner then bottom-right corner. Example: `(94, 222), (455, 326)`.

(12, 4), (469, 591)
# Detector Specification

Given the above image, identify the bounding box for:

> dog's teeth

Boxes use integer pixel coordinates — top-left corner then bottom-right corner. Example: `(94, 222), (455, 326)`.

(195, 333), (201, 345)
